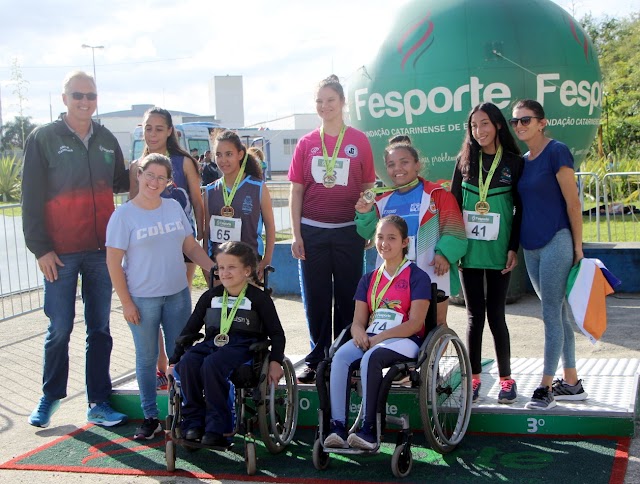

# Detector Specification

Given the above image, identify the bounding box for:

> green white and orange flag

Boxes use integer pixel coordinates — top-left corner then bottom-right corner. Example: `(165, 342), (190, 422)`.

(566, 258), (621, 344)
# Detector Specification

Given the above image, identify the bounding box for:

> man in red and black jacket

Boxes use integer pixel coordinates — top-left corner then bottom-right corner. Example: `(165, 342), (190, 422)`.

(22, 70), (130, 429)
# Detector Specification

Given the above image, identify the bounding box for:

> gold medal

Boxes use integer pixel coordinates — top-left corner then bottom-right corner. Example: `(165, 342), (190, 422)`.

(475, 200), (490, 214)
(323, 174), (337, 188)
(220, 206), (235, 217)
(475, 146), (501, 216)
(214, 333), (229, 347)
(363, 189), (376, 204)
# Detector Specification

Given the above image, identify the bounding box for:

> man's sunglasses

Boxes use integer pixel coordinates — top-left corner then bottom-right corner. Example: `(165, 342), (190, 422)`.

(69, 92), (98, 101)
(509, 116), (542, 128)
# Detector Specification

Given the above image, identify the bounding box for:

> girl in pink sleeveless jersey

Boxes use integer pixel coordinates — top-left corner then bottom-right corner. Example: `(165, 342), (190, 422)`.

(323, 215), (431, 450)
(288, 75), (376, 384)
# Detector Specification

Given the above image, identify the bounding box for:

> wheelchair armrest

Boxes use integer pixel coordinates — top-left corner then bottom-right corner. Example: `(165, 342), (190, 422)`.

(175, 333), (204, 348)
(249, 339), (271, 353)
(328, 324), (353, 358)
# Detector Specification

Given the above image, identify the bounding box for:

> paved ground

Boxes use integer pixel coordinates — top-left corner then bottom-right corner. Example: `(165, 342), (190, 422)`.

(0, 289), (639, 483)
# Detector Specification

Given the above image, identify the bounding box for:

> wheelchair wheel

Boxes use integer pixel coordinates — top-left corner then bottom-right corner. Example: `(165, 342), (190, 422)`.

(165, 438), (176, 472)
(312, 438), (330, 470)
(419, 326), (472, 454)
(245, 441), (257, 476)
(258, 356), (298, 454)
(391, 443), (413, 478)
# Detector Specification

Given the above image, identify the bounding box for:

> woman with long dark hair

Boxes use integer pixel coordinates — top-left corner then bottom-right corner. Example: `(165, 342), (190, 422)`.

(451, 102), (523, 405)
(203, 130), (275, 282)
(129, 107), (205, 285)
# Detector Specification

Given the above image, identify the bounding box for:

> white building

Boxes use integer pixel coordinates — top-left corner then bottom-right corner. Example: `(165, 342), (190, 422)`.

(210, 75), (244, 129)
(245, 114), (320, 173)
(248, 113), (319, 131)
(99, 76), (319, 172)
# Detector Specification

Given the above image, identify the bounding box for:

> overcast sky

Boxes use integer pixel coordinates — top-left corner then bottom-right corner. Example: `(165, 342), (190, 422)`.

(1, 0), (637, 128)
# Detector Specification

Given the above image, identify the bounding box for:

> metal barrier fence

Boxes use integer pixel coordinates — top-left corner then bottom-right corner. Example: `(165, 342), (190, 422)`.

(266, 181), (292, 239)
(0, 204), (44, 321)
(576, 172), (601, 242)
(576, 171), (639, 243)
(602, 172), (640, 243)
(0, 196), (131, 323)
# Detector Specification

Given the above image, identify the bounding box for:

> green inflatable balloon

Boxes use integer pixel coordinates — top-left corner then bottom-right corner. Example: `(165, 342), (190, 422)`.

(348, 0), (602, 185)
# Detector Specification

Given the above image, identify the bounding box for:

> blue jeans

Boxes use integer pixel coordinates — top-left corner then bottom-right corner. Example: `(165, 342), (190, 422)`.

(42, 250), (113, 403)
(129, 287), (191, 419)
(523, 229), (576, 376)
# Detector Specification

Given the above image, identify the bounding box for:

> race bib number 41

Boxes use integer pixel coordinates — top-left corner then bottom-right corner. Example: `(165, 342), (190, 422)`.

(463, 210), (500, 241)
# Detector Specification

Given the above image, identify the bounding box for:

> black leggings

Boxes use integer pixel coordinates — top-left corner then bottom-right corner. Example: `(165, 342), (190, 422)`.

(459, 268), (512, 377)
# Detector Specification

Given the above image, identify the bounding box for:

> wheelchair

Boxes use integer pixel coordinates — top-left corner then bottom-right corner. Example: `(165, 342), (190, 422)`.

(164, 266), (299, 475)
(313, 283), (473, 478)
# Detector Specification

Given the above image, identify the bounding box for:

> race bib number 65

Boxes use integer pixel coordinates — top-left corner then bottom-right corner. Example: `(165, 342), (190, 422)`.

(210, 215), (242, 243)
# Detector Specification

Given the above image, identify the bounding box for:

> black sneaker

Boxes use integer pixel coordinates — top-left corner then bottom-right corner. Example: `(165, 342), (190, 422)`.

(324, 420), (348, 448)
(296, 366), (316, 384)
(185, 427), (204, 441)
(201, 432), (230, 448)
(524, 386), (556, 410)
(134, 418), (162, 440)
(498, 379), (518, 404)
(552, 379), (588, 401)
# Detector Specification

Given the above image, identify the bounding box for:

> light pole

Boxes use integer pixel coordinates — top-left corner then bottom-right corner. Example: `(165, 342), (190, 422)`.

(81, 44), (104, 121)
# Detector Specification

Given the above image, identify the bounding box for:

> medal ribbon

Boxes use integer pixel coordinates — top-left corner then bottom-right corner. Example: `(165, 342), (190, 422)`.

(477, 145), (503, 206)
(320, 124), (347, 179)
(370, 258), (408, 313)
(222, 152), (249, 208)
(367, 178), (419, 197)
(219, 283), (249, 337)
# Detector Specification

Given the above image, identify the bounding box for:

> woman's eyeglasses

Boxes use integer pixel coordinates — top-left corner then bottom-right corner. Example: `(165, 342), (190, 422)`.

(69, 92), (98, 101)
(509, 116), (542, 128)
(142, 171), (171, 184)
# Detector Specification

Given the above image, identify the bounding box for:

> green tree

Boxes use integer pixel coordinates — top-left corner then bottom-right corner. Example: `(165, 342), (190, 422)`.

(1, 116), (37, 151)
(0, 155), (22, 202)
(582, 13), (640, 157)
